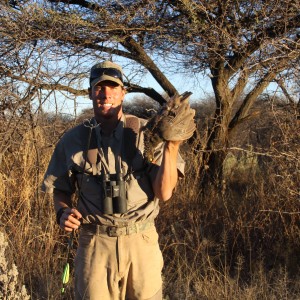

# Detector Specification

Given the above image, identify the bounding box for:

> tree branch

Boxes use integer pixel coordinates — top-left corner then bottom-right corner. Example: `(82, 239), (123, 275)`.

(229, 59), (289, 130)
(125, 83), (166, 105)
(225, 14), (300, 78)
(121, 36), (178, 97)
(275, 78), (296, 105)
(0, 65), (166, 103)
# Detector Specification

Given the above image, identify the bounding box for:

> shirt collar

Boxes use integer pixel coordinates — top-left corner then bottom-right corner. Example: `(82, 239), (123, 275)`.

(96, 114), (124, 141)
(113, 114), (125, 141)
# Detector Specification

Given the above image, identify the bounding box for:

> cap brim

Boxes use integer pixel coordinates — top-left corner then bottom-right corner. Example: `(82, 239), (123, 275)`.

(91, 75), (123, 87)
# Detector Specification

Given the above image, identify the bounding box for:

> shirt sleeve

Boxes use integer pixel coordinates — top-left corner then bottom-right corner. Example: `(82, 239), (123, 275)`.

(42, 138), (76, 195)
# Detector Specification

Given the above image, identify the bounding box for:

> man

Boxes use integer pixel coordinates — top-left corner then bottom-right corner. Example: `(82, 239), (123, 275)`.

(43, 61), (185, 300)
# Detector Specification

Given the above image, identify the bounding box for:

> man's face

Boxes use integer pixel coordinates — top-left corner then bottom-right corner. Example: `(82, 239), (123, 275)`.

(89, 80), (125, 122)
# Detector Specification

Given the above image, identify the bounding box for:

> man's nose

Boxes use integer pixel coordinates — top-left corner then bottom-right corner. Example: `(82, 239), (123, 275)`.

(100, 87), (111, 98)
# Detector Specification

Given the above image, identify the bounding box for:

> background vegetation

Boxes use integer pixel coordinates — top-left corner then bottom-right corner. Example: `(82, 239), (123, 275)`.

(0, 0), (299, 299)
(1, 96), (299, 299)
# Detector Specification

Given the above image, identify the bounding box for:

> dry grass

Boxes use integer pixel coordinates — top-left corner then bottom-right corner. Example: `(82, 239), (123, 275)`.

(156, 104), (300, 299)
(0, 104), (299, 299)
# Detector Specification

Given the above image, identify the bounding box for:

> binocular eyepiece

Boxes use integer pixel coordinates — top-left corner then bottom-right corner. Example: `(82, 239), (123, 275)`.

(102, 173), (127, 214)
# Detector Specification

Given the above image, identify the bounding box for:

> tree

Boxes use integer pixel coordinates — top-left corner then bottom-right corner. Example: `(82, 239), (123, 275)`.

(0, 0), (299, 185)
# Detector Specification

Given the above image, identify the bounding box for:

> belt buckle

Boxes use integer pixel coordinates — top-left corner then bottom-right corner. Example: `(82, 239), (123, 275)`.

(107, 226), (125, 237)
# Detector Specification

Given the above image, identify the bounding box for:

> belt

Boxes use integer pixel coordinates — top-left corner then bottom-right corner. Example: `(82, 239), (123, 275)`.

(81, 221), (155, 237)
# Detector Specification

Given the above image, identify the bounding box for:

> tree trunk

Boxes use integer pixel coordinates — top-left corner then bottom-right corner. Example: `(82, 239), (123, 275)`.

(199, 71), (233, 188)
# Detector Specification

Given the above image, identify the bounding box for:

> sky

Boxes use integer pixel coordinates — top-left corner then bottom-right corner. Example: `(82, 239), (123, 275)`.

(45, 70), (215, 117)
(41, 62), (285, 118)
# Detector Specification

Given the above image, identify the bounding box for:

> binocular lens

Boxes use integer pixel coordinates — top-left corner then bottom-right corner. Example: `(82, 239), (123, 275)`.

(103, 196), (113, 214)
(102, 173), (127, 214)
(113, 196), (127, 214)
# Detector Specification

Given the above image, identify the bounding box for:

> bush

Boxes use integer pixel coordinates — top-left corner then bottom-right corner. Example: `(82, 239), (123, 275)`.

(0, 231), (30, 300)
(0, 99), (299, 299)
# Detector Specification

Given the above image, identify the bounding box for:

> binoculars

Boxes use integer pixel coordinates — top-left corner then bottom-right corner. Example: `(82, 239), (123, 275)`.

(102, 173), (127, 214)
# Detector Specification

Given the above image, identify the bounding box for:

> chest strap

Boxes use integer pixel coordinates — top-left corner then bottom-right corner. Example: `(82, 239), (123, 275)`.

(86, 115), (141, 175)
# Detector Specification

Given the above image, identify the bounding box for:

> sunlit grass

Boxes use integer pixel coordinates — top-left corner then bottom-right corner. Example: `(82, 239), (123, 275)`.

(0, 105), (299, 299)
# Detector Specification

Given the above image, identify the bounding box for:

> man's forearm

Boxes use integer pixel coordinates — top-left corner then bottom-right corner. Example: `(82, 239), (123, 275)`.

(153, 141), (180, 201)
(53, 189), (72, 212)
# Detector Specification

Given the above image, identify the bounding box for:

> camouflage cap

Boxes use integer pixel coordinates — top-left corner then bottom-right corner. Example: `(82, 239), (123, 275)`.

(90, 61), (124, 87)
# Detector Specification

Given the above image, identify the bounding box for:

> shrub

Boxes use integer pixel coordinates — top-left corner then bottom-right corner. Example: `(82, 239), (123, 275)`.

(0, 231), (30, 300)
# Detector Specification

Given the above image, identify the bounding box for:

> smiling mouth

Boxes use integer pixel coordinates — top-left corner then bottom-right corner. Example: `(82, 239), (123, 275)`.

(100, 103), (113, 107)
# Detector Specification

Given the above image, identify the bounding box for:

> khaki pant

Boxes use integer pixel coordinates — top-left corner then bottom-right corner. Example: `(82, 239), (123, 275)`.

(75, 225), (164, 300)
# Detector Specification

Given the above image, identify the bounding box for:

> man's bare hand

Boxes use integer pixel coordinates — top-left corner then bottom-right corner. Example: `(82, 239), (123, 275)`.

(59, 207), (82, 232)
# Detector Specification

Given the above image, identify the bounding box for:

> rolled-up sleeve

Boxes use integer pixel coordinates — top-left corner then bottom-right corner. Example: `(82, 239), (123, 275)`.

(42, 138), (76, 195)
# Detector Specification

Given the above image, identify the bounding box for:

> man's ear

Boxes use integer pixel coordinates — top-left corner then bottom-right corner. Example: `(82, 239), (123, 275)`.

(122, 87), (126, 100)
(122, 89), (127, 103)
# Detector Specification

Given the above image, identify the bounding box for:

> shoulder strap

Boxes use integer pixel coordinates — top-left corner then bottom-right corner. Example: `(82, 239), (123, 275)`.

(84, 119), (99, 175)
(124, 114), (140, 138)
(123, 114), (141, 162)
(84, 116), (142, 174)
